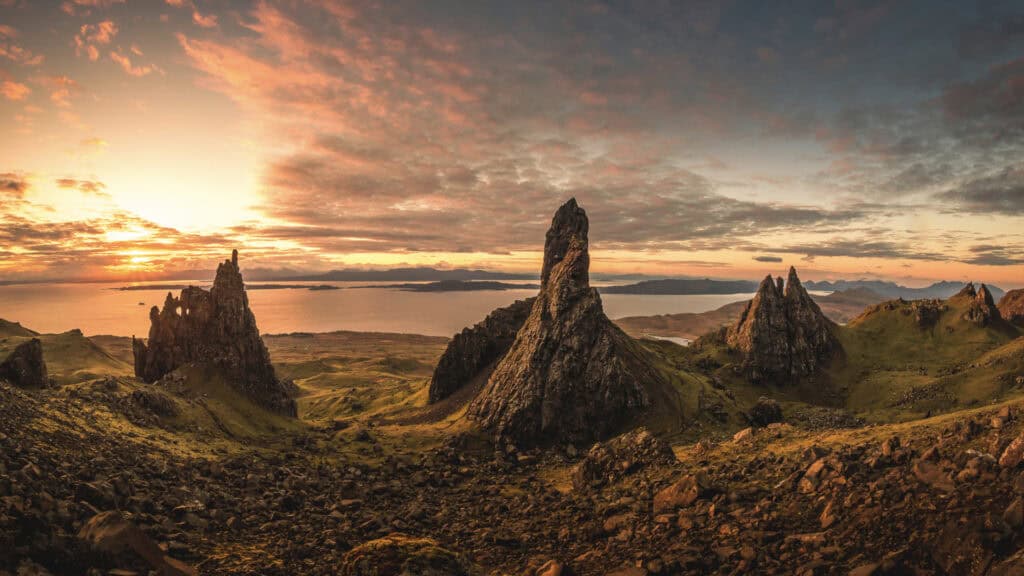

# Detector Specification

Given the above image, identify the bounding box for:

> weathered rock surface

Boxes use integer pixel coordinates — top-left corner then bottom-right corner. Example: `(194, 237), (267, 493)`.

(132, 250), (296, 416)
(428, 298), (534, 404)
(467, 199), (667, 447)
(0, 338), (48, 388)
(339, 533), (473, 576)
(999, 289), (1024, 326)
(572, 428), (677, 491)
(956, 282), (1002, 326)
(727, 267), (839, 384)
(748, 396), (783, 427)
(78, 511), (196, 576)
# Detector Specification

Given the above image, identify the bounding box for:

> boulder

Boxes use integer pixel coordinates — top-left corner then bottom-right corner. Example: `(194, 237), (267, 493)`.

(999, 289), (1024, 326)
(132, 250), (296, 416)
(748, 397), (783, 427)
(467, 199), (668, 447)
(653, 471), (715, 513)
(78, 511), (196, 576)
(339, 533), (473, 576)
(727, 267), (839, 384)
(428, 297), (534, 403)
(0, 338), (47, 388)
(571, 427), (676, 491)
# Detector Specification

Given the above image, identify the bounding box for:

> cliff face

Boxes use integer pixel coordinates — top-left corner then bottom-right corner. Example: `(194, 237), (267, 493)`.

(0, 338), (48, 388)
(132, 251), (296, 416)
(999, 289), (1024, 326)
(467, 199), (664, 447)
(428, 297), (534, 404)
(727, 267), (838, 384)
(956, 283), (1003, 326)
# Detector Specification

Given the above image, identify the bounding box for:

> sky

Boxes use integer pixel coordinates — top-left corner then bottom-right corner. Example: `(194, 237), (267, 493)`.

(0, 0), (1022, 286)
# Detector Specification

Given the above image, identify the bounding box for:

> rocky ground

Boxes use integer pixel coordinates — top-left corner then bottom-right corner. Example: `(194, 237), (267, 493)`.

(7, 372), (1024, 575)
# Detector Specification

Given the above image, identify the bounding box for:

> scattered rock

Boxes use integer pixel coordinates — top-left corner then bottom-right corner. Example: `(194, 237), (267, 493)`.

(653, 471), (715, 513)
(339, 533), (473, 576)
(572, 427), (676, 491)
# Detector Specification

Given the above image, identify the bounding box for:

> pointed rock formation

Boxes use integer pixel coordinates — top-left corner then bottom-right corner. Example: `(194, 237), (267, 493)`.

(727, 267), (838, 384)
(132, 250), (296, 416)
(956, 282), (1002, 326)
(466, 199), (665, 447)
(428, 297), (535, 404)
(999, 289), (1024, 326)
(0, 338), (48, 388)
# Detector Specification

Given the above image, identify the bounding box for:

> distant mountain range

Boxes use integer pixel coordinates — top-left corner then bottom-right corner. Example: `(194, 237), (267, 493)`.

(361, 280), (540, 292)
(280, 267), (535, 282)
(802, 279), (1005, 301)
(600, 278), (758, 295)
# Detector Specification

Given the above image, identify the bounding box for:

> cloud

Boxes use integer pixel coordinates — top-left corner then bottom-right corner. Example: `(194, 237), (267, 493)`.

(55, 178), (109, 196)
(33, 75), (79, 108)
(60, 0), (125, 15)
(109, 50), (160, 77)
(0, 25), (44, 66)
(753, 255), (783, 263)
(0, 80), (29, 100)
(0, 173), (29, 197)
(937, 164), (1024, 215)
(192, 9), (217, 28)
(962, 244), (1024, 266)
(74, 20), (118, 61)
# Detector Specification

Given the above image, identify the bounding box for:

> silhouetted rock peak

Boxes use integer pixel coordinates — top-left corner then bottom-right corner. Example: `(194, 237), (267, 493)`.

(961, 282), (1002, 326)
(132, 251), (296, 416)
(467, 200), (664, 447)
(0, 338), (48, 388)
(999, 289), (1024, 326)
(727, 267), (838, 384)
(541, 197), (589, 289)
(428, 297), (535, 404)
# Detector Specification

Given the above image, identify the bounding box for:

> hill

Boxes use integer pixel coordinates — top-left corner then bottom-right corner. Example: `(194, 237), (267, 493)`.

(804, 279), (1006, 301)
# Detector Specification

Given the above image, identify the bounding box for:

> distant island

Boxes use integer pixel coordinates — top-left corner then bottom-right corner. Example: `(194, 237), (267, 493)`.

(600, 278), (759, 295)
(280, 267), (535, 282)
(116, 284), (340, 291)
(361, 280), (540, 292)
(803, 279), (1005, 300)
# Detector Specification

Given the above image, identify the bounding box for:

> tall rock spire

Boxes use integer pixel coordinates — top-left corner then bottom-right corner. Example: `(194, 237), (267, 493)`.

(132, 251), (297, 416)
(727, 267), (838, 384)
(467, 199), (664, 447)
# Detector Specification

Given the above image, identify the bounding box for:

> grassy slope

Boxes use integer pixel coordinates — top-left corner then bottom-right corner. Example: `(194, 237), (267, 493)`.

(831, 294), (1022, 421)
(0, 325), (133, 385)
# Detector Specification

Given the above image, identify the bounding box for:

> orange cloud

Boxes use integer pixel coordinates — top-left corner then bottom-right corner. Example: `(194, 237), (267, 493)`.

(192, 9), (217, 28)
(75, 20), (118, 61)
(110, 50), (160, 77)
(0, 80), (29, 101)
(0, 25), (44, 66)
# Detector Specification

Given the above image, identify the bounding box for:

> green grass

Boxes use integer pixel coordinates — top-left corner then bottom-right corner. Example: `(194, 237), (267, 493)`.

(0, 328), (133, 385)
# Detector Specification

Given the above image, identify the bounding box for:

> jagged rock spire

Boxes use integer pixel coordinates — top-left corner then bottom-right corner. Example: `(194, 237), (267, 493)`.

(728, 267), (838, 384)
(132, 250), (296, 416)
(0, 338), (48, 388)
(999, 289), (1024, 326)
(467, 199), (664, 447)
(959, 282), (1002, 326)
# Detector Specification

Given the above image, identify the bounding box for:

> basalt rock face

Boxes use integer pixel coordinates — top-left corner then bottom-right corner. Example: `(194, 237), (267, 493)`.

(132, 250), (296, 416)
(727, 267), (839, 384)
(428, 297), (535, 404)
(957, 283), (1003, 326)
(0, 338), (48, 388)
(999, 289), (1024, 326)
(467, 199), (662, 447)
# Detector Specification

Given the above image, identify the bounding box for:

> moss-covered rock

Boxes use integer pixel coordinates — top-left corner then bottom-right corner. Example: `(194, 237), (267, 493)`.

(340, 533), (473, 576)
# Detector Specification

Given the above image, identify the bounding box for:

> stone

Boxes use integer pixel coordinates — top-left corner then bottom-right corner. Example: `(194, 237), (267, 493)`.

(998, 288), (1024, 326)
(132, 250), (296, 416)
(653, 472), (714, 513)
(0, 338), (47, 388)
(733, 427), (754, 442)
(78, 511), (197, 576)
(467, 199), (670, 447)
(428, 297), (534, 403)
(1000, 432), (1024, 468)
(748, 397), (783, 426)
(571, 427), (676, 491)
(339, 533), (472, 575)
(535, 560), (565, 576)
(1005, 497), (1024, 528)
(726, 267), (839, 384)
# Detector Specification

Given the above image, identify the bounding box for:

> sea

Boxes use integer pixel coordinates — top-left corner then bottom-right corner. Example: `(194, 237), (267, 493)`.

(0, 281), (754, 338)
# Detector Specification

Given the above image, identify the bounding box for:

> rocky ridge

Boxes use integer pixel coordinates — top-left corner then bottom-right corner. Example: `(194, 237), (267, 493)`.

(132, 250), (296, 416)
(467, 199), (668, 447)
(957, 283), (1003, 326)
(0, 338), (48, 388)
(428, 298), (535, 404)
(727, 267), (839, 384)
(999, 289), (1024, 326)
